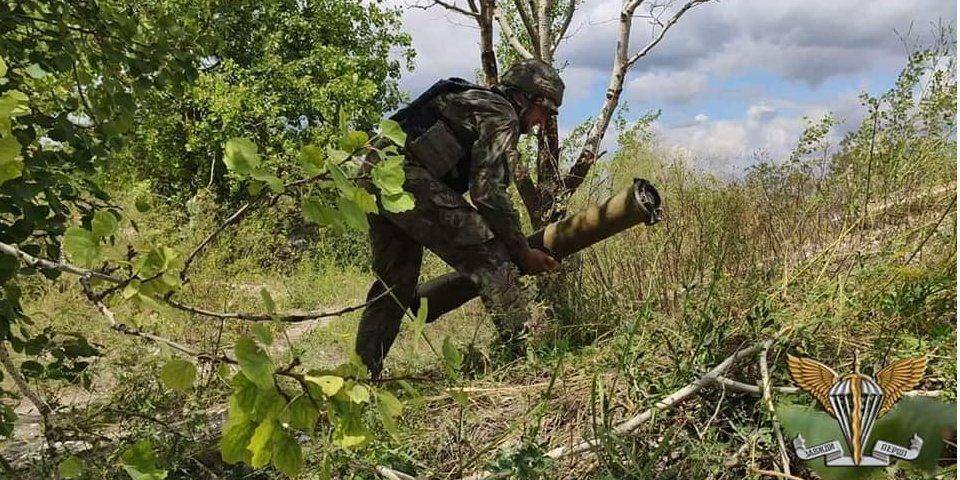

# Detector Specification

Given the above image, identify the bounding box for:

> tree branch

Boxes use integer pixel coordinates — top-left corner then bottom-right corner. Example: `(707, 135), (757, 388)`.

(512, 0), (541, 57)
(180, 196), (264, 281)
(164, 287), (392, 323)
(551, 0), (577, 55)
(536, 0), (553, 61)
(0, 241), (381, 324)
(478, 0), (500, 85)
(0, 341), (53, 418)
(412, 0), (479, 18)
(626, 0), (709, 67)
(494, 5), (534, 59)
(564, 0), (711, 195)
(759, 344), (792, 476)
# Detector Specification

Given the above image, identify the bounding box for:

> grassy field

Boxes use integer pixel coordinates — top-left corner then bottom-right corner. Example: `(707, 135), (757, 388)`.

(3, 46), (957, 480)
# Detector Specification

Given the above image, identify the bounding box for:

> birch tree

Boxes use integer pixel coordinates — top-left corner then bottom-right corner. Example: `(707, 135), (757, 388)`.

(413, 0), (713, 226)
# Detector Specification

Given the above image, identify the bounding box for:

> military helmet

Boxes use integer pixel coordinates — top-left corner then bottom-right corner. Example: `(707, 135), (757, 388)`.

(499, 59), (564, 114)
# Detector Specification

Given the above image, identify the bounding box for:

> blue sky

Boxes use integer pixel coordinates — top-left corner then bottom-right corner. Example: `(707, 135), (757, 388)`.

(391, 0), (956, 175)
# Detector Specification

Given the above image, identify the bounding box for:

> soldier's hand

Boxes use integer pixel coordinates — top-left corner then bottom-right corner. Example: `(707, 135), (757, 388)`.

(518, 248), (559, 275)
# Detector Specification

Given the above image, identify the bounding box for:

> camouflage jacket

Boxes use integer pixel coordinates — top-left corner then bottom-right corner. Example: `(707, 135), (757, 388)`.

(425, 87), (528, 257)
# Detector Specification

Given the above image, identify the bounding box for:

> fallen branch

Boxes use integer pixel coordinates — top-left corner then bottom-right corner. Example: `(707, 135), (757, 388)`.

(377, 466), (417, 480)
(712, 376), (937, 398)
(443, 340), (772, 480)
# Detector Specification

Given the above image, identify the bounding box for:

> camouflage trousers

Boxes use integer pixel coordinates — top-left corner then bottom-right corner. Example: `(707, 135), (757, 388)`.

(355, 164), (532, 377)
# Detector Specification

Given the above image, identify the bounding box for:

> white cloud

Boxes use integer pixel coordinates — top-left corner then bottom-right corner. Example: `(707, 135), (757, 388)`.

(652, 90), (869, 176)
(626, 70), (709, 105)
(747, 103), (777, 122)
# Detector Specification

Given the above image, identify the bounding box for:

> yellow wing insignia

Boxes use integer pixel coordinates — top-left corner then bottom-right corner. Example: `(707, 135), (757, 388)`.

(875, 356), (927, 416)
(787, 354), (838, 415)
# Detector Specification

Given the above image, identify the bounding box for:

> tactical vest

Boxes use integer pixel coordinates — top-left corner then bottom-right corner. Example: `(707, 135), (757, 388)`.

(390, 78), (506, 193)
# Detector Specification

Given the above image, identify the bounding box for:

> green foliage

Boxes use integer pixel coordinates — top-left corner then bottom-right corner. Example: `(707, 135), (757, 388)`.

(58, 455), (85, 479)
(122, 439), (168, 480)
(159, 358), (197, 392)
(108, 0), (414, 200)
(219, 334), (407, 477)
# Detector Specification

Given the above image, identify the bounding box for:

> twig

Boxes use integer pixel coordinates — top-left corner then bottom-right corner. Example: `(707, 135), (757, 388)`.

(165, 287), (391, 322)
(80, 276), (234, 364)
(0, 241), (121, 284)
(759, 345), (791, 476)
(0, 341), (53, 418)
(180, 196), (264, 280)
(0, 241), (382, 323)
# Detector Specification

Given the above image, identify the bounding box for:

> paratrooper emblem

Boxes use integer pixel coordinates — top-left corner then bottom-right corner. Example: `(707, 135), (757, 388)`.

(787, 354), (927, 466)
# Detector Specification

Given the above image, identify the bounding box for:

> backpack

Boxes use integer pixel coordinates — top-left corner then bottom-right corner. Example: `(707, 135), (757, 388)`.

(390, 78), (493, 192)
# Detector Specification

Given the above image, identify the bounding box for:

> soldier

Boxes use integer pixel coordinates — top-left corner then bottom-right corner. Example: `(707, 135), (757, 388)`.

(355, 59), (565, 378)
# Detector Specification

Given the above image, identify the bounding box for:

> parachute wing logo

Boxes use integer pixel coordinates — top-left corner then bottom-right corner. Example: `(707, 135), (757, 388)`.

(787, 354), (927, 467)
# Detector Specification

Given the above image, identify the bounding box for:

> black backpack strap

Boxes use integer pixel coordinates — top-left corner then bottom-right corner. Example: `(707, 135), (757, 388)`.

(390, 78), (488, 141)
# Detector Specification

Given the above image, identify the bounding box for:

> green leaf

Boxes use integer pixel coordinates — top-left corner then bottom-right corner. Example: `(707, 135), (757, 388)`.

(24, 64), (47, 79)
(221, 419), (256, 464)
(121, 439), (167, 480)
(135, 197), (151, 213)
(0, 90), (30, 133)
(0, 133), (22, 185)
(328, 162), (354, 196)
(234, 337), (275, 391)
(159, 358), (196, 392)
(58, 455), (84, 479)
(379, 118), (407, 146)
(305, 374), (343, 396)
(63, 227), (100, 267)
(91, 211), (119, 238)
(223, 138), (261, 175)
(378, 404), (400, 440)
(350, 188), (379, 214)
(300, 145), (326, 175)
(247, 417), (278, 468)
(377, 391), (403, 417)
(252, 324), (273, 346)
(442, 337), (463, 372)
(259, 287), (276, 315)
(287, 396), (319, 432)
(347, 384), (370, 404)
(0, 57), (6, 77)
(371, 155), (405, 196)
(339, 130), (368, 153)
(302, 198), (343, 230)
(249, 169), (284, 193)
(272, 429), (303, 477)
(327, 148), (350, 165)
(381, 191), (415, 213)
(337, 196), (369, 232)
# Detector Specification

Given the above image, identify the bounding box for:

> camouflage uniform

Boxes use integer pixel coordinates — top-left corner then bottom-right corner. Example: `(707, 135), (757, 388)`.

(355, 87), (533, 377)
